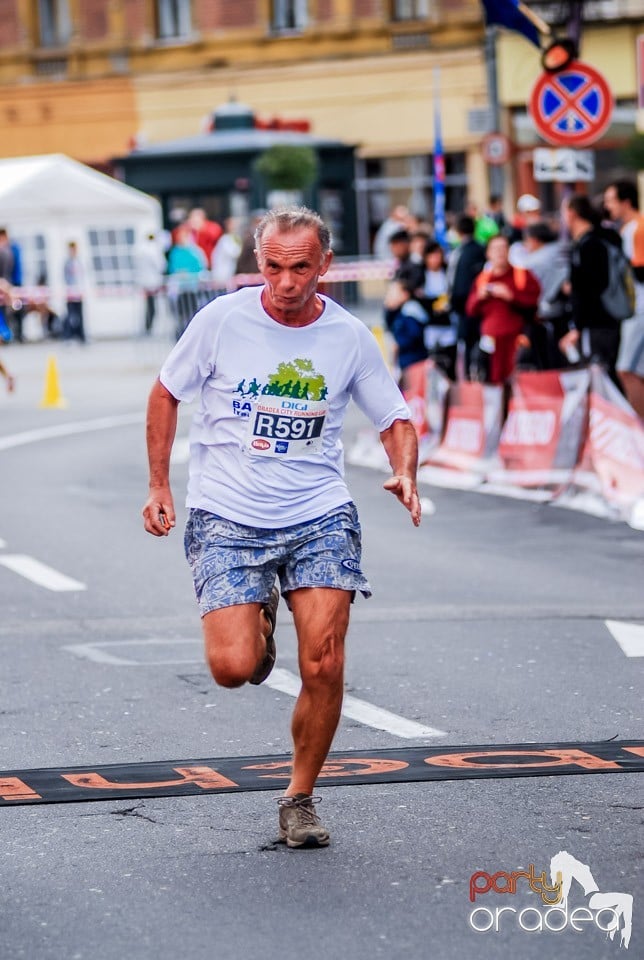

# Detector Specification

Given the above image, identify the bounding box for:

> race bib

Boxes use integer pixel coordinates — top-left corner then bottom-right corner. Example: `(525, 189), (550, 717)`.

(243, 397), (327, 458)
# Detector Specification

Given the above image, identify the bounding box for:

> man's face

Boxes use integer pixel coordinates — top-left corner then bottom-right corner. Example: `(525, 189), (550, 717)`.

(603, 186), (625, 223)
(389, 239), (409, 260)
(256, 226), (332, 323)
(188, 209), (205, 229)
(487, 236), (510, 270)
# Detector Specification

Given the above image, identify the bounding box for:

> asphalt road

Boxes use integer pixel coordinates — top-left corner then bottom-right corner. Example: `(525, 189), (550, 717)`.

(1, 335), (642, 960)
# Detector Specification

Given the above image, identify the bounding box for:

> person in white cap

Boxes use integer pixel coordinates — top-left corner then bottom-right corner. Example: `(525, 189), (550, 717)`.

(509, 194), (543, 267)
(517, 193), (541, 217)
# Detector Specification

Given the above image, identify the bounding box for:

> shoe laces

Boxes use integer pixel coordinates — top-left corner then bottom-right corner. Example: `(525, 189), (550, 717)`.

(277, 795), (323, 825)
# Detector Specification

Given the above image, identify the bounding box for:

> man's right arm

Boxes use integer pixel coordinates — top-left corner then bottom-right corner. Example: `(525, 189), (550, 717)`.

(142, 378), (180, 537)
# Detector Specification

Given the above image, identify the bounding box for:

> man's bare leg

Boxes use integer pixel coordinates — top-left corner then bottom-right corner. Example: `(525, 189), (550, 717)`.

(202, 603), (272, 688)
(285, 587), (352, 796)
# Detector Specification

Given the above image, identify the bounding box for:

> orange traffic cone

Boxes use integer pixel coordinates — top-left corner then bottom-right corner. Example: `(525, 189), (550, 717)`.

(39, 355), (67, 409)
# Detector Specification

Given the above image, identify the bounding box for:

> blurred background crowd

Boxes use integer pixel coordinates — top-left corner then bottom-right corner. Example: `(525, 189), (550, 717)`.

(1, 179), (643, 420)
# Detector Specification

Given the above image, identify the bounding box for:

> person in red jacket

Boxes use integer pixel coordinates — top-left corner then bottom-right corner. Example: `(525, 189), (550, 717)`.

(465, 234), (541, 384)
(186, 208), (223, 263)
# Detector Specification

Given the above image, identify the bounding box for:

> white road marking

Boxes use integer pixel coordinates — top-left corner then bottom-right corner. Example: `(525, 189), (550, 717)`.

(63, 637), (198, 666)
(265, 667), (447, 739)
(63, 642), (135, 665)
(605, 620), (644, 658)
(0, 413), (144, 452)
(0, 554), (86, 591)
(63, 641), (447, 739)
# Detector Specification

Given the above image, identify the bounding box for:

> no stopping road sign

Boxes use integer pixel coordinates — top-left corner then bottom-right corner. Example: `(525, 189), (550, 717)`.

(529, 61), (614, 148)
(482, 133), (512, 166)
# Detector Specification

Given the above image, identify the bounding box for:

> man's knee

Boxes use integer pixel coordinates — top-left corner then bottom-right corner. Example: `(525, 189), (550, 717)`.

(204, 630), (257, 688)
(206, 648), (254, 688)
(202, 605), (263, 687)
(300, 644), (345, 688)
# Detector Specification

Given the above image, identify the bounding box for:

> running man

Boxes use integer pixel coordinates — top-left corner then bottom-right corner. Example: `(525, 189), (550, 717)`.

(143, 207), (421, 848)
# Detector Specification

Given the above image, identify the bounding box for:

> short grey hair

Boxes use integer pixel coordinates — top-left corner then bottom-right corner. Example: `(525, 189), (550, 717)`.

(254, 206), (332, 254)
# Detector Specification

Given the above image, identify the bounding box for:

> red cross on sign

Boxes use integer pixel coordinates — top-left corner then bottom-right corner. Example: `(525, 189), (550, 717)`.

(529, 61), (614, 148)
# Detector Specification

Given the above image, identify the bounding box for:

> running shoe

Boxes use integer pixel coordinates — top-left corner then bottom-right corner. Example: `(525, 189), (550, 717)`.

(277, 794), (330, 848)
(249, 584), (279, 685)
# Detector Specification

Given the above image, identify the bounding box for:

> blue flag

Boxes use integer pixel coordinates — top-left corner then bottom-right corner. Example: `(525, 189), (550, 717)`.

(481, 0), (540, 47)
(432, 75), (448, 250)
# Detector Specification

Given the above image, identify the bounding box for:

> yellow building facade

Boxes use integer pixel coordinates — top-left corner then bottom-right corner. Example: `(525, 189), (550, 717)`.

(0, 1), (642, 239)
(0, 1), (489, 227)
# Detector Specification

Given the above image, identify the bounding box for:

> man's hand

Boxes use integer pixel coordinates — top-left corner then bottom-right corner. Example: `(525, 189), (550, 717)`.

(142, 485), (176, 537)
(383, 475), (421, 527)
(487, 282), (513, 302)
(559, 328), (580, 351)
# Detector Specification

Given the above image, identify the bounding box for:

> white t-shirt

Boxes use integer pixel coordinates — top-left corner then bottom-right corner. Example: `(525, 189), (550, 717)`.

(160, 286), (410, 527)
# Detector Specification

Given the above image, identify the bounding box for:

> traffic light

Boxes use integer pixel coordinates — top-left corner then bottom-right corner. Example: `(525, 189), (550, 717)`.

(541, 38), (578, 73)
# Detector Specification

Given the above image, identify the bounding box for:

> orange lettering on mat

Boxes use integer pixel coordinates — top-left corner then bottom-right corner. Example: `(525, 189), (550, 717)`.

(424, 749), (620, 770)
(62, 766), (238, 791)
(318, 758), (409, 778)
(0, 777), (42, 801)
(244, 758), (409, 779)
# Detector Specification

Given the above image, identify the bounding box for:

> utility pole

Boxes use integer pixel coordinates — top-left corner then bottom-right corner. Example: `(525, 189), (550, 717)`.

(485, 25), (504, 199)
(567, 0), (584, 51)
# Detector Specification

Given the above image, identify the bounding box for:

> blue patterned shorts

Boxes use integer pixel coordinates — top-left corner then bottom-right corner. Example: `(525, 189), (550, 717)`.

(184, 502), (372, 615)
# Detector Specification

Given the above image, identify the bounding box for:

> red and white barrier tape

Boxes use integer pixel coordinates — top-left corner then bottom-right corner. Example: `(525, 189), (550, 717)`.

(4, 260), (396, 304)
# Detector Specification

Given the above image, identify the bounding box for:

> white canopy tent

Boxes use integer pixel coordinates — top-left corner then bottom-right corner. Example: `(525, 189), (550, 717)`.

(0, 154), (162, 338)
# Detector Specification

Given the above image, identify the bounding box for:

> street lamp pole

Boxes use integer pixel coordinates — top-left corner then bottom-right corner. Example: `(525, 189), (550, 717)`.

(485, 25), (504, 199)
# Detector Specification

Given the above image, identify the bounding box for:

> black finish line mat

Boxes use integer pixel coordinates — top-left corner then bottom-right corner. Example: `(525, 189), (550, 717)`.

(2, 740), (643, 806)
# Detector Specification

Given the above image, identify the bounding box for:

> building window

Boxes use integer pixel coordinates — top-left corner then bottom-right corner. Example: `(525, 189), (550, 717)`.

(157, 0), (192, 40)
(271, 0), (308, 33)
(391, 0), (429, 20)
(37, 0), (71, 47)
(88, 228), (136, 287)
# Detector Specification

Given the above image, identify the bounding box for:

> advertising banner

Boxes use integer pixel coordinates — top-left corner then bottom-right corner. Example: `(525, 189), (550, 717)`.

(496, 369), (589, 486)
(352, 362), (644, 524)
(575, 368), (644, 511)
(429, 381), (503, 472)
(403, 359), (450, 462)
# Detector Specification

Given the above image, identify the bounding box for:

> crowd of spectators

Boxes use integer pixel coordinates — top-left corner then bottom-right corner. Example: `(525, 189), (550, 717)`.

(381, 183), (644, 418)
(2, 186), (643, 423)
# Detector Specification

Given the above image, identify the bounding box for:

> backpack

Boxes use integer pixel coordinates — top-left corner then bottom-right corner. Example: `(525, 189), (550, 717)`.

(600, 239), (636, 322)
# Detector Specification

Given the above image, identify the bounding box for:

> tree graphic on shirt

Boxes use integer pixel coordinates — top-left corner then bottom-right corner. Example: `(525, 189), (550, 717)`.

(265, 359), (326, 400)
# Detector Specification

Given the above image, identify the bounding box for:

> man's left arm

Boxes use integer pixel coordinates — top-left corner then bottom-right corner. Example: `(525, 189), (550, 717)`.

(380, 418), (421, 527)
